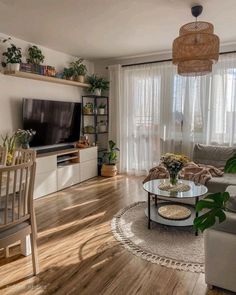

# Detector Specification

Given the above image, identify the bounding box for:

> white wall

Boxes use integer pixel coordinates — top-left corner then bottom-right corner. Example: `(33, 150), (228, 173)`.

(0, 33), (94, 135)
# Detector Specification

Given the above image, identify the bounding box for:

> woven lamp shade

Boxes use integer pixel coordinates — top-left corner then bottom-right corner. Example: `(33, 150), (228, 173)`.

(172, 21), (220, 76)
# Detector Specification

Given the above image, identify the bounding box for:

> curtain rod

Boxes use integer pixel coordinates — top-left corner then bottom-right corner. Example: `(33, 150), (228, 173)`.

(120, 50), (236, 68)
(104, 50), (236, 69)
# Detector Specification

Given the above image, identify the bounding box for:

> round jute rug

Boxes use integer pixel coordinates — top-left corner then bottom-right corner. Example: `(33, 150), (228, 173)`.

(111, 202), (204, 273)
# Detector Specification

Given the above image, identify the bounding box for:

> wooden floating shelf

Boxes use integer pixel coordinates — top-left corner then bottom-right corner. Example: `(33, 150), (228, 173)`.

(3, 71), (90, 88)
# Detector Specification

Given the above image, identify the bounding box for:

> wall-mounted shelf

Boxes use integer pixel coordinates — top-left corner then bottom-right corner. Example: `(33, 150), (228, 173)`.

(3, 71), (90, 88)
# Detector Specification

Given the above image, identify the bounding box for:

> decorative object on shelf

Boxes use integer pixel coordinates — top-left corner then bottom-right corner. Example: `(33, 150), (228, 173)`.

(98, 120), (107, 132)
(172, 5), (220, 76)
(84, 125), (95, 134)
(98, 102), (106, 115)
(158, 204), (192, 220)
(62, 67), (74, 80)
(101, 140), (119, 177)
(76, 136), (90, 148)
(27, 45), (45, 65)
(83, 102), (94, 114)
(70, 58), (87, 83)
(1, 132), (17, 165)
(87, 74), (109, 96)
(15, 129), (36, 149)
(161, 153), (189, 186)
(1, 37), (22, 72)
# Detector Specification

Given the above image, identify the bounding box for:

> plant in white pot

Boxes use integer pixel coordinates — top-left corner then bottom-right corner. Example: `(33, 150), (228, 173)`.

(101, 140), (120, 177)
(87, 74), (109, 96)
(70, 58), (87, 83)
(1, 38), (22, 72)
(98, 120), (107, 132)
(98, 102), (106, 115)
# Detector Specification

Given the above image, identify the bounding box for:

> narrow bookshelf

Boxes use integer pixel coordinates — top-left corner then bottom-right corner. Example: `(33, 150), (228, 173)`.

(3, 71), (90, 88)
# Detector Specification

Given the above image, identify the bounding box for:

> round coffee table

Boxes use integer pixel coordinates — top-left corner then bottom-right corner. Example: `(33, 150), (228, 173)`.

(143, 179), (208, 235)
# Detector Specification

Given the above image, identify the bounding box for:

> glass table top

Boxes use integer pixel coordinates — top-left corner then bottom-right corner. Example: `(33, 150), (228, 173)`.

(143, 179), (208, 199)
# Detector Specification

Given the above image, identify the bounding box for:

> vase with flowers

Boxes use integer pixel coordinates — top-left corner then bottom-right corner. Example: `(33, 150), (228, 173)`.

(161, 153), (189, 186)
(16, 129), (36, 149)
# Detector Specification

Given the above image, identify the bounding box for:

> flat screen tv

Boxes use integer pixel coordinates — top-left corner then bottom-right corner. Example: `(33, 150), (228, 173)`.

(23, 98), (81, 147)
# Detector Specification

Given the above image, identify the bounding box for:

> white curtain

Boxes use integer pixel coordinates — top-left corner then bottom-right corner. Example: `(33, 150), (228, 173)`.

(108, 54), (236, 175)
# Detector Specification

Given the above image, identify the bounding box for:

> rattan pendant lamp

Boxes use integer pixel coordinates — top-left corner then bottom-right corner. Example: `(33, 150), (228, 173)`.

(172, 5), (220, 76)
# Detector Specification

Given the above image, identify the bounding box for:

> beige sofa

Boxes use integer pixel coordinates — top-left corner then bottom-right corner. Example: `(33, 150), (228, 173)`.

(204, 185), (236, 292)
(193, 144), (236, 193)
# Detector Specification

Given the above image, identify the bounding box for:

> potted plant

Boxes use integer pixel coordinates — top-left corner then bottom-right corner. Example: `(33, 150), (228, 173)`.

(98, 102), (106, 115)
(70, 58), (87, 83)
(98, 120), (107, 132)
(27, 45), (45, 64)
(62, 67), (74, 80)
(1, 38), (22, 72)
(84, 125), (95, 134)
(83, 102), (94, 114)
(15, 129), (36, 149)
(101, 140), (120, 177)
(87, 74), (109, 96)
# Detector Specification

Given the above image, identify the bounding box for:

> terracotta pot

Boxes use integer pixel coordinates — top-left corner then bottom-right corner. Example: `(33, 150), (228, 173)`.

(101, 164), (117, 177)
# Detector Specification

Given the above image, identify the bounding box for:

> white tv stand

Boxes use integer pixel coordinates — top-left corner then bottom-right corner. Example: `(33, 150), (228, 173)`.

(34, 146), (98, 199)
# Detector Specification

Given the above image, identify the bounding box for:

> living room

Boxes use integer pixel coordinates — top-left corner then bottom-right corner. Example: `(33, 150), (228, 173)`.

(0, 0), (236, 294)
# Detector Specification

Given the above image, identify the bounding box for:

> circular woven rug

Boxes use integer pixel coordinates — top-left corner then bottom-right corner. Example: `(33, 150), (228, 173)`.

(111, 202), (204, 273)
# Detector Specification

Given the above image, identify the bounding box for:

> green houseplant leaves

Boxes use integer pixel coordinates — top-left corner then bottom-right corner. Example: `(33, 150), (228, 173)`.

(194, 192), (230, 232)
(224, 154), (236, 173)
(103, 140), (120, 165)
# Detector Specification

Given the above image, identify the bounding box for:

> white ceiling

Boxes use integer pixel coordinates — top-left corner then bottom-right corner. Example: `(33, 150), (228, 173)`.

(0, 0), (235, 60)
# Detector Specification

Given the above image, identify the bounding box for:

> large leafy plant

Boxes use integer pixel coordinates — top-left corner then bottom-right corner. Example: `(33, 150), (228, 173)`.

(1, 38), (22, 66)
(27, 45), (45, 64)
(194, 192), (230, 232)
(103, 140), (120, 165)
(70, 58), (87, 76)
(224, 154), (236, 173)
(62, 67), (74, 79)
(87, 74), (109, 93)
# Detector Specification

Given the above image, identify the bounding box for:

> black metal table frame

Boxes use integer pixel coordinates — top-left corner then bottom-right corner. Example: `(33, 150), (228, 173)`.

(147, 193), (199, 236)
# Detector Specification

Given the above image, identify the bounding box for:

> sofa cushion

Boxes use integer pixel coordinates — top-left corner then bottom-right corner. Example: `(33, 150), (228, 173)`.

(193, 144), (236, 168)
(207, 174), (236, 193)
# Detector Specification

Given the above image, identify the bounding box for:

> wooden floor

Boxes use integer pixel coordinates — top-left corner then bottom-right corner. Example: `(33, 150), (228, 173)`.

(0, 175), (233, 295)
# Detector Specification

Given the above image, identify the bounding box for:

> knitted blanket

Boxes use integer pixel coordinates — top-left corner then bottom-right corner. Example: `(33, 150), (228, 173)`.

(143, 162), (224, 185)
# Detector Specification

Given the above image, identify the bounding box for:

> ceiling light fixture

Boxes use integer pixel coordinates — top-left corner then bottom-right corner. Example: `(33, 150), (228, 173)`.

(172, 5), (220, 76)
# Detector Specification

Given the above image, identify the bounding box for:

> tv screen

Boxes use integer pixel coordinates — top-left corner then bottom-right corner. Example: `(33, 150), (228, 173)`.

(23, 98), (81, 147)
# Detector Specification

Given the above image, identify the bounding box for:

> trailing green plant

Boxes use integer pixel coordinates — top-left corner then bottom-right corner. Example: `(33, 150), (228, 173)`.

(70, 58), (87, 76)
(87, 74), (109, 93)
(62, 67), (74, 79)
(224, 154), (236, 173)
(103, 140), (119, 165)
(1, 38), (22, 66)
(27, 45), (45, 64)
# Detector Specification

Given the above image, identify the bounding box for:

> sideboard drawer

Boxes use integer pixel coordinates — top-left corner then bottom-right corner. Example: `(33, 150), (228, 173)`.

(36, 155), (57, 174)
(79, 147), (97, 162)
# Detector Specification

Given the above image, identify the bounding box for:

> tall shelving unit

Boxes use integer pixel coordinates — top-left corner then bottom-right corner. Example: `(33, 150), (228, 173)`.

(81, 94), (109, 155)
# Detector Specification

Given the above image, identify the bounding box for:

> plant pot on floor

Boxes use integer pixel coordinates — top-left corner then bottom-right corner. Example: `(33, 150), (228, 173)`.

(101, 164), (118, 177)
